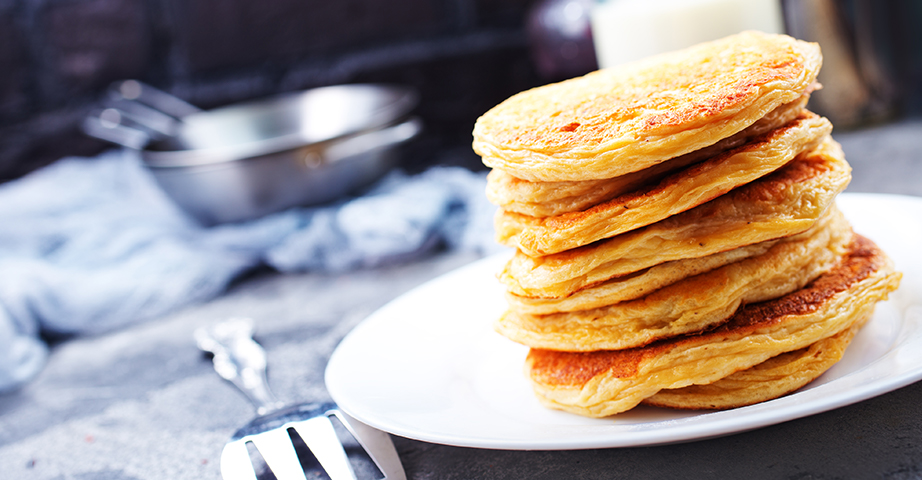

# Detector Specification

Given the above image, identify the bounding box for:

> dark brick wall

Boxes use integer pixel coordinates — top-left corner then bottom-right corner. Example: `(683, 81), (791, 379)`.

(0, 0), (548, 181)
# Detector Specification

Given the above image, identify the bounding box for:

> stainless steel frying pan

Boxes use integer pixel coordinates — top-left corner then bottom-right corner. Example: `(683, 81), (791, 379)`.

(84, 81), (421, 225)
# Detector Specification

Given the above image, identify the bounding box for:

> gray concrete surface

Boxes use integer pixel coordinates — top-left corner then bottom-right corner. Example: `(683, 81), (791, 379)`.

(1, 118), (921, 479)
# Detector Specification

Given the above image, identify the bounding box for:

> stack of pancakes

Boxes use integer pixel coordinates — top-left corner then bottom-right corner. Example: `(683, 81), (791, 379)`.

(472, 31), (902, 417)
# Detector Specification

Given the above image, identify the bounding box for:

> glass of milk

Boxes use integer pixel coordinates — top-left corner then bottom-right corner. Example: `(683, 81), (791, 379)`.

(590, 0), (785, 68)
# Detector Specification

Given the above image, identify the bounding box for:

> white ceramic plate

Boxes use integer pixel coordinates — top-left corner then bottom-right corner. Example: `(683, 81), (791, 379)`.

(325, 193), (922, 450)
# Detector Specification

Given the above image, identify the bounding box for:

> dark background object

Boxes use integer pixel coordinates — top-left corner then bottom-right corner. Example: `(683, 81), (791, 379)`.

(526, 0), (597, 82)
(782, 0), (922, 129)
(0, 0), (551, 182)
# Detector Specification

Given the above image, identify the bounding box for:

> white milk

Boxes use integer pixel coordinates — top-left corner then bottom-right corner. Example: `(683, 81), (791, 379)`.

(590, 0), (785, 68)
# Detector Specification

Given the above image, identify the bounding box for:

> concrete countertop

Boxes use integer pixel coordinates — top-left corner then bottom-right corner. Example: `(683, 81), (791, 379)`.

(1, 118), (920, 480)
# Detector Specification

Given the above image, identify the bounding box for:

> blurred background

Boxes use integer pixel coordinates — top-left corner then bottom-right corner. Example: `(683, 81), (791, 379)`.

(0, 0), (921, 184)
(0, 0), (547, 182)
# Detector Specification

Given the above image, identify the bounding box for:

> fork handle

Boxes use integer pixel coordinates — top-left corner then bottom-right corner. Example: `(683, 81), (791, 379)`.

(197, 318), (286, 415)
(214, 350), (285, 415)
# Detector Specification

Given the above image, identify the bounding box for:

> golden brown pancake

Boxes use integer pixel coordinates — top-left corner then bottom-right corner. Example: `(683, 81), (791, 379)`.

(486, 94), (810, 217)
(506, 238), (776, 313)
(524, 235), (901, 417)
(495, 112), (832, 256)
(505, 205), (849, 315)
(642, 322), (861, 410)
(501, 137), (852, 299)
(473, 31), (822, 182)
(497, 207), (853, 351)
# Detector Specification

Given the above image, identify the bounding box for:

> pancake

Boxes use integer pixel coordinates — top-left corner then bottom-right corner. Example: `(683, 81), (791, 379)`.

(486, 94), (810, 218)
(501, 137), (852, 299)
(506, 239), (775, 313)
(473, 31), (822, 182)
(497, 206), (853, 351)
(506, 205), (849, 315)
(642, 322), (861, 410)
(524, 235), (901, 417)
(495, 112), (832, 256)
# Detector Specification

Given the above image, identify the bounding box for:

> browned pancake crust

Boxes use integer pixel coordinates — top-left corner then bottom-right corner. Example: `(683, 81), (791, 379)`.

(486, 94), (811, 218)
(474, 32), (821, 182)
(642, 321), (862, 410)
(527, 235), (888, 388)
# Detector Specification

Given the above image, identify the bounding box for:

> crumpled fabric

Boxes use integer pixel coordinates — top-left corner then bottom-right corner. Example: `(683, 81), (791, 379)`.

(0, 149), (504, 392)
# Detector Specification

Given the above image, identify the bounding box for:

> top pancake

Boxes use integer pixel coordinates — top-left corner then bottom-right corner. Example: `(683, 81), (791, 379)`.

(473, 31), (822, 182)
(485, 94), (809, 218)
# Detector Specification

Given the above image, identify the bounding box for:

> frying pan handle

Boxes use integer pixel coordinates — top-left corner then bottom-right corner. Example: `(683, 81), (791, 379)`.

(108, 80), (202, 119)
(82, 108), (150, 150)
(85, 80), (200, 150)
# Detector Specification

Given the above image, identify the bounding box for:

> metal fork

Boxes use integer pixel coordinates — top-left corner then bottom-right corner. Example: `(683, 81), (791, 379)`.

(195, 318), (406, 480)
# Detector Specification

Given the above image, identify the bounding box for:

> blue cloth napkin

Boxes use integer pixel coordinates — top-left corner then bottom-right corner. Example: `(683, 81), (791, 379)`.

(0, 149), (504, 392)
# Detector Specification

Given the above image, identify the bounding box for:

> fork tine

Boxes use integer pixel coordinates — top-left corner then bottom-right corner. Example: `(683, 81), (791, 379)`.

(250, 428), (308, 480)
(220, 440), (258, 480)
(292, 416), (358, 480)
